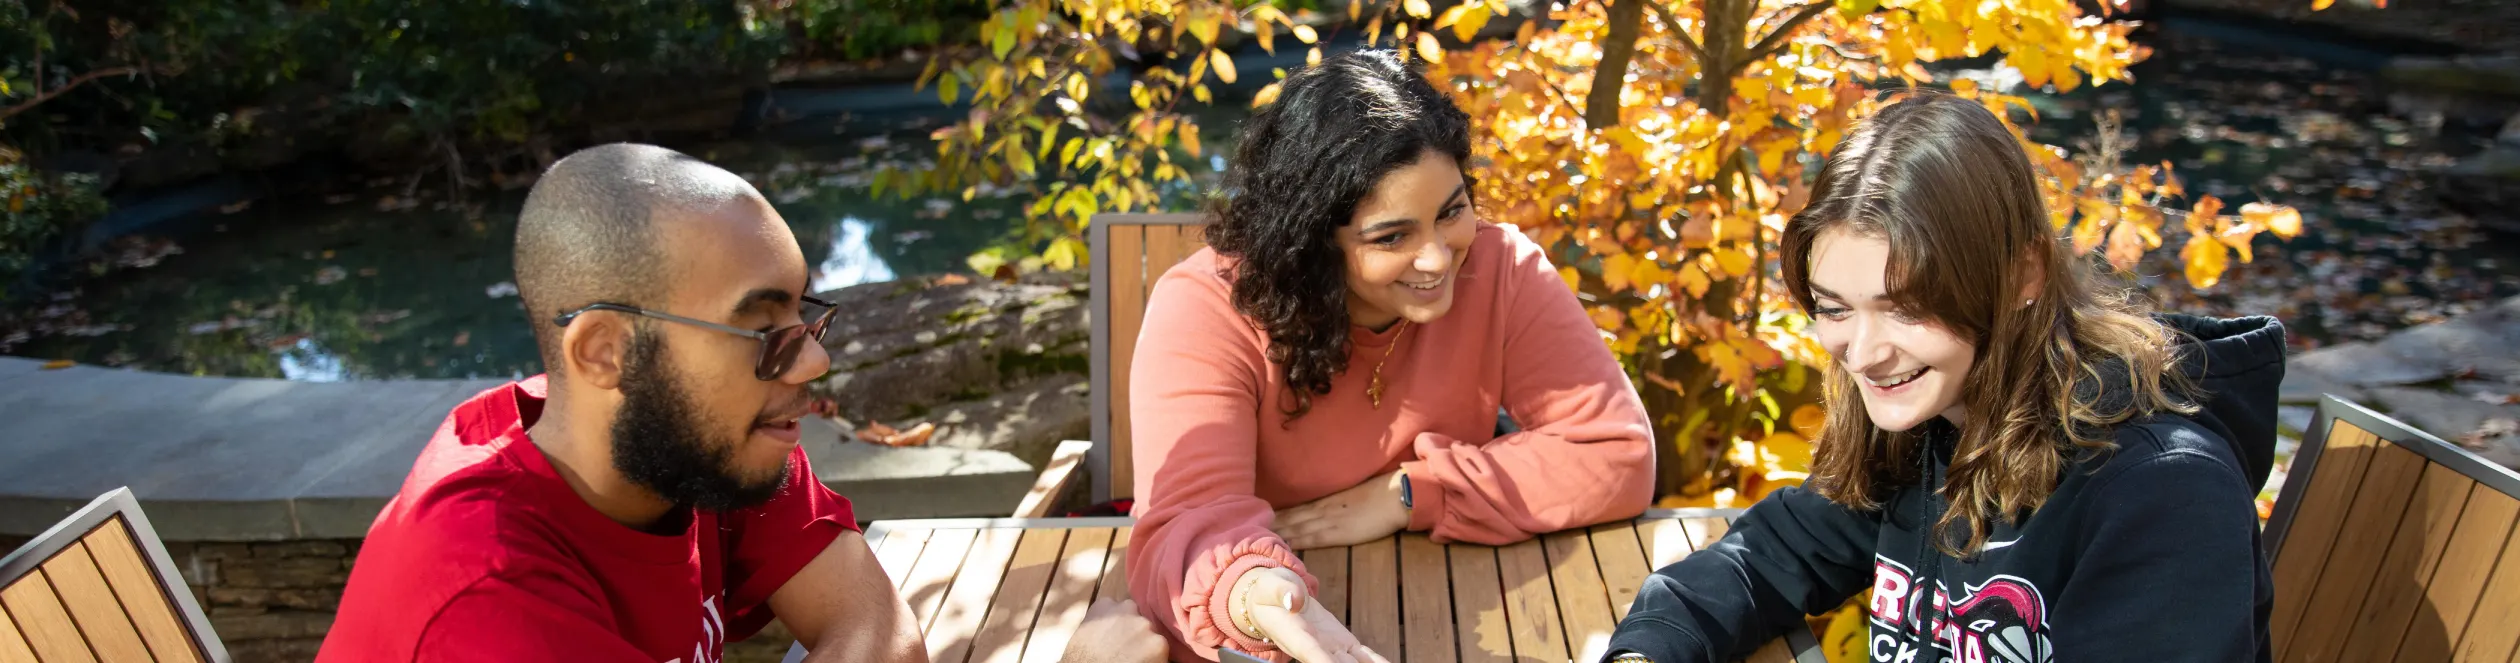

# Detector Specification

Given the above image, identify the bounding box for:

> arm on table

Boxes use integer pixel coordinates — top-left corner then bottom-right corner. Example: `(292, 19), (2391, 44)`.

(1125, 269), (1312, 659)
(1607, 487), (1880, 663)
(1401, 232), (1656, 545)
(773, 529), (929, 663)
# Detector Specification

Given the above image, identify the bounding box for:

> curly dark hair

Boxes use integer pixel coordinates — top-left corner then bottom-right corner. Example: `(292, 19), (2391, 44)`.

(1203, 49), (1472, 422)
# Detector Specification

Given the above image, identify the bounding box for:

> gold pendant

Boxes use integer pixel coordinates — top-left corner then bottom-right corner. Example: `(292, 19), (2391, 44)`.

(1367, 374), (1385, 409)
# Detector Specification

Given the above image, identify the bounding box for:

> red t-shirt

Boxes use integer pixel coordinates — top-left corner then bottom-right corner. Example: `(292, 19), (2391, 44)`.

(318, 376), (857, 662)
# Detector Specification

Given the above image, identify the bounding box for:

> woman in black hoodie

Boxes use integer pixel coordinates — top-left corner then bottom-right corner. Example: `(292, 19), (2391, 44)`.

(1605, 93), (2287, 663)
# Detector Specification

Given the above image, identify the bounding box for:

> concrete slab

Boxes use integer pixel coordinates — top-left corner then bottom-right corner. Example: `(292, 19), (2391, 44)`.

(0, 356), (46, 380)
(2381, 319), (2520, 379)
(2292, 342), (2448, 387)
(2279, 365), (2366, 405)
(800, 416), (1037, 522)
(2368, 387), (2520, 439)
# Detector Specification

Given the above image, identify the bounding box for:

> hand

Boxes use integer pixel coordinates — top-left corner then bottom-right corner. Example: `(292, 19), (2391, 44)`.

(1061, 599), (1167, 663)
(1274, 470), (1412, 550)
(1231, 568), (1392, 663)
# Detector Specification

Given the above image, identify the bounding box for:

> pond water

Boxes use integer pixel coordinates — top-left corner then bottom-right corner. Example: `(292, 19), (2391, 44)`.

(9, 20), (2518, 380)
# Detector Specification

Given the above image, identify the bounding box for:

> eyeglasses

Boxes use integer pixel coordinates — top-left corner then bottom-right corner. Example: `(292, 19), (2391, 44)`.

(553, 295), (840, 381)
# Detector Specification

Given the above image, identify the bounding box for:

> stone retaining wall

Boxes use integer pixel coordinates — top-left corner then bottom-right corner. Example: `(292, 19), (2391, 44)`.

(166, 539), (352, 662)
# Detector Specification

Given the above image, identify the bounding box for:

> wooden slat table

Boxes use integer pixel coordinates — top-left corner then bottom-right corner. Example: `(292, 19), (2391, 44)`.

(788, 509), (1822, 663)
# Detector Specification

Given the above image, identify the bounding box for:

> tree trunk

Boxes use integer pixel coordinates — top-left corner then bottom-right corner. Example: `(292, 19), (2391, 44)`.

(1584, 0), (1650, 129)
(1645, 0), (1761, 498)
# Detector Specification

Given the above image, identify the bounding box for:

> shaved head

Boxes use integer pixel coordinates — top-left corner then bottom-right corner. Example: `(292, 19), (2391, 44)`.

(514, 143), (764, 375)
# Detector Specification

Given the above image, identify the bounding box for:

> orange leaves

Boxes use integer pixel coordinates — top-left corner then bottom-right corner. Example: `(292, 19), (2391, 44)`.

(1435, 1), (1494, 41)
(1209, 49), (1237, 84)
(2242, 201), (2303, 239)
(2181, 234), (2231, 289)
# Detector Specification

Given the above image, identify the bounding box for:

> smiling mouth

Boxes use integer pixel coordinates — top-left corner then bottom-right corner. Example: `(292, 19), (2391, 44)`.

(1863, 367), (1928, 388)
(1400, 274), (1446, 291)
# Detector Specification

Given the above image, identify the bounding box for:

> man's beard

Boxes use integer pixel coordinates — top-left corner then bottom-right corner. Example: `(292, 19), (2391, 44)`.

(611, 329), (791, 513)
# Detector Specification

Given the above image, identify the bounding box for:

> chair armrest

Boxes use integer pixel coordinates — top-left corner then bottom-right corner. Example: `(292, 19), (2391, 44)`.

(1014, 440), (1095, 518)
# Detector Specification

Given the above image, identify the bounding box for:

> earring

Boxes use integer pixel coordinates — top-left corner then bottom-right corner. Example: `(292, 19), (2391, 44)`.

(2024, 298), (2035, 307)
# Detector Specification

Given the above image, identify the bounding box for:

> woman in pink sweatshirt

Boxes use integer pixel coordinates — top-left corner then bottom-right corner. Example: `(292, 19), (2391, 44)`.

(1126, 50), (1656, 663)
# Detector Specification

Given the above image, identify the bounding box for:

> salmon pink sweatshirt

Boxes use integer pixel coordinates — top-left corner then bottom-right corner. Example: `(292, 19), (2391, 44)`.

(1126, 223), (1655, 660)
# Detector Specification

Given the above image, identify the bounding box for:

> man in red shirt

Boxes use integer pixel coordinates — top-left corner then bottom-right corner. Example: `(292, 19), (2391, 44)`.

(320, 144), (1164, 663)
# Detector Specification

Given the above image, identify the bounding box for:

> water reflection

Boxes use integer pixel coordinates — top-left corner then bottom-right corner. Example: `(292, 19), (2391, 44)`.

(279, 336), (348, 382)
(812, 217), (899, 293)
(9, 125), (1041, 380)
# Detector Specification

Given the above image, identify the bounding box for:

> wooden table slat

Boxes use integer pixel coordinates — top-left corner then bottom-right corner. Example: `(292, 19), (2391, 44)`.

(876, 528), (935, 591)
(1638, 517), (1696, 568)
(1095, 527), (1134, 603)
(1543, 530), (1619, 663)
(968, 529), (1069, 663)
(1020, 528), (1117, 663)
(1496, 539), (1570, 663)
(902, 529), (981, 632)
(1446, 544), (1514, 663)
(1680, 517), (1732, 552)
(1400, 534), (1458, 663)
(1588, 524), (1654, 622)
(929, 528), (1027, 663)
(864, 512), (1816, 663)
(1350, 536), (1404, 660)
(1743, 639), (1801, 663)
(1303, 547), (1352, 623)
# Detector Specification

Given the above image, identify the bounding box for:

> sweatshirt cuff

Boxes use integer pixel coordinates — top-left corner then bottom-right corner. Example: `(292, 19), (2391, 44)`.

(1186, 543), (1309, 655)
(1401, 459), (1449, 534)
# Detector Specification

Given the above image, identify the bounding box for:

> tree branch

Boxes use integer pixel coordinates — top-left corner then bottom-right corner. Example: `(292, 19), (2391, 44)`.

(1744, 2), (1832, 64)
(0, 66), (138, 122)
(1644, 1), (1713, 67)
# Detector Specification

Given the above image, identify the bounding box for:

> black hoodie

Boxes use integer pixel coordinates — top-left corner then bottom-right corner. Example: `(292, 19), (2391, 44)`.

(1605, 315), (2288, 663)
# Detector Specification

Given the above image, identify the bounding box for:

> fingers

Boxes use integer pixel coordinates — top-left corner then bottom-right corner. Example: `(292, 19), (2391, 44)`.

(1247, 567), (1309, 614)
(1250, 608), (1335, 663)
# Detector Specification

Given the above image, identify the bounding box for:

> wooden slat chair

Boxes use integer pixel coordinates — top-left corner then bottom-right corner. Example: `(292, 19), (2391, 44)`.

(1081, 213), (1211, 506)
(1000, 213), (1208, 517)
(2263, 395), (2520, 662)
(0, 487), (229, 662)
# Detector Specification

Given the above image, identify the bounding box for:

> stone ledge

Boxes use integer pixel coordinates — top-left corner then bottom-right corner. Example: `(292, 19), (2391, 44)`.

(0, 358), (1044, 540)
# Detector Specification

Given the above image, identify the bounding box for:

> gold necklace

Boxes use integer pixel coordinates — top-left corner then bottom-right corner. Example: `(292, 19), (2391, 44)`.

(1366, 321), (1409, 409)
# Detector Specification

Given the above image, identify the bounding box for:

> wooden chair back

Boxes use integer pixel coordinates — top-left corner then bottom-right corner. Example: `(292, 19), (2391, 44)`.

(2264, 395), (2520, 661)
(0, 487), (228, 662)
(1087, 213), (1210, 504)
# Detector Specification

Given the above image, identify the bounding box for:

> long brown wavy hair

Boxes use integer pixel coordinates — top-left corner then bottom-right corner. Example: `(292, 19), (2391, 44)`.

(1779, 92), (2197, 556)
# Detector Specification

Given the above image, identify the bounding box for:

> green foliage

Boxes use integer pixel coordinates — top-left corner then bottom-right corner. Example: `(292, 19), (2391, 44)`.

(772, 0), (993, 61)
(0, 153), (106, 297)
